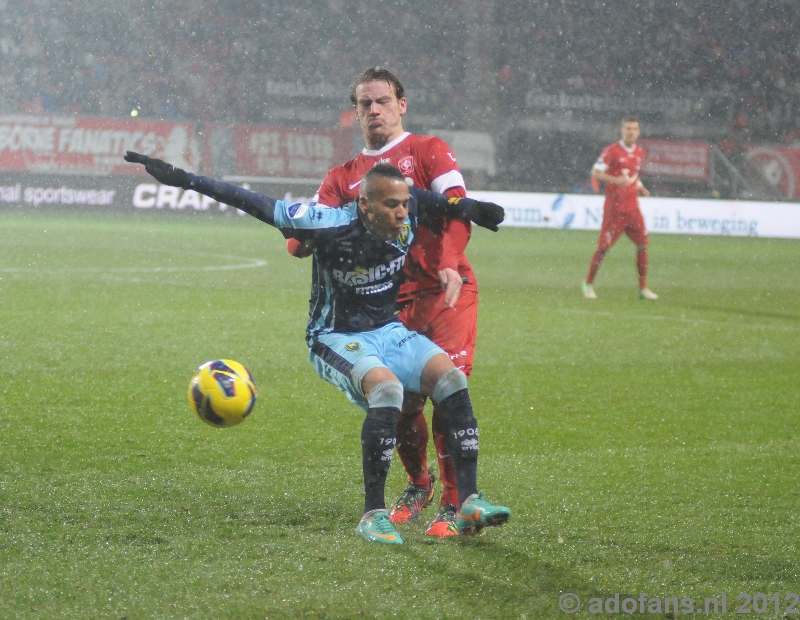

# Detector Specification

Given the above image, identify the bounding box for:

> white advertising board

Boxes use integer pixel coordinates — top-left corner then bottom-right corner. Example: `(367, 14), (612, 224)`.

(468, 192), (800, 239)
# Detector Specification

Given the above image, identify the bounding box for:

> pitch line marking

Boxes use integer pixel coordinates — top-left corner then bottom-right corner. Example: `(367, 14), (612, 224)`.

(0, 253), (267, 274)
(553, 307), (800, 332)
(99, 275), (216, 287)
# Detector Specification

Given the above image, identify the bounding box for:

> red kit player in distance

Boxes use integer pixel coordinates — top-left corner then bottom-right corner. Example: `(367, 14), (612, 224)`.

(582, 117), (658, 300)
(286, 68), (477, 536)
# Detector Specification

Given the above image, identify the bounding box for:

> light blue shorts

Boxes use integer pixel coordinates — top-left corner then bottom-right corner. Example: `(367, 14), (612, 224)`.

(308, 322), (445, 411)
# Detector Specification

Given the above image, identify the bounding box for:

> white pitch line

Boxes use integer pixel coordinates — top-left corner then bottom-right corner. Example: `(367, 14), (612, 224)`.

(98, 275), (202, 287)
(551, 307), (800, 332)
(0, 254), (267, 274)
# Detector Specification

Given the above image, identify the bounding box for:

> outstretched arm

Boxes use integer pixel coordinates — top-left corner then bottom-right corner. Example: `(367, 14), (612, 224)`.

(124, 151), (279, 225)
(124, 152), (354, 240)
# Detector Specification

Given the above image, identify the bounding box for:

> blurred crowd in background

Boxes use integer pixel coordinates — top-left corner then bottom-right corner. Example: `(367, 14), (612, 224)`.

(2, 0), (462, 124)
(2, 0), (798, 145)
(500, 0), (799, 145)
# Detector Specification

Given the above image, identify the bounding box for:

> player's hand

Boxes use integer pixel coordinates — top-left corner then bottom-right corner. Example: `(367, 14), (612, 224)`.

(617, 170), (637, 188)
(638, 184), (651, 197)
(464, 200), (504, 232)
(286, 238), (314, 258)
(124, 151), (190, 188)
(437, 268), (463, 308)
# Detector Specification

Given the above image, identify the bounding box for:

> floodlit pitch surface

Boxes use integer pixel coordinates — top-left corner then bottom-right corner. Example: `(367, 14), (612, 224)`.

(1, 212), (798, 618)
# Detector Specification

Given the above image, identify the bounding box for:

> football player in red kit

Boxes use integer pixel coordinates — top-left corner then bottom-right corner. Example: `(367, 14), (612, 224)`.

(287, 68), (475, 536)
(583, 117), (658, 300)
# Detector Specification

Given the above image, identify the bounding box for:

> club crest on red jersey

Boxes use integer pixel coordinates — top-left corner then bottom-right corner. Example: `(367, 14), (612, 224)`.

(397, 156), (414, 175)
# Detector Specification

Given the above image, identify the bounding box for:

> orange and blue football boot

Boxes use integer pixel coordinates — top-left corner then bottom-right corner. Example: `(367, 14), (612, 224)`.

(456, 492), (511, 535)
(355, 509), (403, 545)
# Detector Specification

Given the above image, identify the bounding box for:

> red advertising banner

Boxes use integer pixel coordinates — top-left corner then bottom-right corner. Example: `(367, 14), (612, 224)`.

(745, 145), (800, 199)
(203, 124), (351, 179)
(0, 115), (199, 176)
(0, 115), (200, 176)
(639, 139), (710, 180)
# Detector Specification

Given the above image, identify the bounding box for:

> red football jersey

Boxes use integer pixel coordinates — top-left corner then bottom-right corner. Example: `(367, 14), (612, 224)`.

(593, 141), (645, 212)
(315, 132), (475, 301)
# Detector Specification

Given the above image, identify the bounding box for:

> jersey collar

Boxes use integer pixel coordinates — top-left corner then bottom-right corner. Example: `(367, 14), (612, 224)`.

(618, 140), (636, 153)
(362, 132), (411, 157)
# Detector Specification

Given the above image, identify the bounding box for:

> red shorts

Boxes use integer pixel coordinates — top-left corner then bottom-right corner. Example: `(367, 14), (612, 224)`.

(598, 208), (648, 251)
(398, 289), (478, 378)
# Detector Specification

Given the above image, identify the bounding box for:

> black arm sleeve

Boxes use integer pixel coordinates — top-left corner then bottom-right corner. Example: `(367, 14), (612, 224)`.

(187, 174), (278, 225)
(410, 186), (470, 219)
(411, 186), (504, 232)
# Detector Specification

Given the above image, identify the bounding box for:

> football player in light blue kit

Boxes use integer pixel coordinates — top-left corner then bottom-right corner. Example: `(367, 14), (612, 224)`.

(125, 152), (511, 545)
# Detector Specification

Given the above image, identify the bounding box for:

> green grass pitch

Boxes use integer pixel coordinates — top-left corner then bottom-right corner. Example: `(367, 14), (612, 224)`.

(1, 211), (798, 618)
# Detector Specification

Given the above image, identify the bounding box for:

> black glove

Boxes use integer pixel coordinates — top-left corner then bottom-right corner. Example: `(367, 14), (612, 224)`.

(124, 151), (190, 188)
(464, 199), (505, 232)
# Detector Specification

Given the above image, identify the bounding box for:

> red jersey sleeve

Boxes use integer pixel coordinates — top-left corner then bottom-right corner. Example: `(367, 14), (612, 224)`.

(437, 186), (470, 272)
(411, 139), (468, 275)
(419, 136), (465, 194)
(594, 145), (616, 173)
(316, 168), (346, 208)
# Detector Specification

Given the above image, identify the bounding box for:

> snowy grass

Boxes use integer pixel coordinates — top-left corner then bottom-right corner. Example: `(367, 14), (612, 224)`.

(1, 213), (798, 618)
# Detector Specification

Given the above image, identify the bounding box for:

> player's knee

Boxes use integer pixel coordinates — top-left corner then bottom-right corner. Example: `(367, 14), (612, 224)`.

(430, 367), (468, 405)
(367, 379), (404, 411)
(350, 355), (385, 399)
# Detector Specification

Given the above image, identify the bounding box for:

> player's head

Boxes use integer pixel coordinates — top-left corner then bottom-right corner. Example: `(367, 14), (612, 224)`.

(350, 67), (407, 149)
(621, 117), (640, 146)
(350, 67), (405, 105)
(358, 163), (410, 240)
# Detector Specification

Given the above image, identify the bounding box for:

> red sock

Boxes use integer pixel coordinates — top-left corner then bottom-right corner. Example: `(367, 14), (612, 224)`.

(433, 432), (459, 507)
(637, 247), (648, 289)
(586, 249), (606, 284)
(431, 403), (459, 507)
(395, 411), (430, 488)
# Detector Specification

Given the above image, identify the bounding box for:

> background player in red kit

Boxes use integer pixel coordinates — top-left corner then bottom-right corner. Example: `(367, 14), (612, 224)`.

(287, 68), (474, 536)
(582, 117), (658, 300)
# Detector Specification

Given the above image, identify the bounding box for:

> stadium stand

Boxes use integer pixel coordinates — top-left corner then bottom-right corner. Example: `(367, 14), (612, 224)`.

(1, 0), (797, 195)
